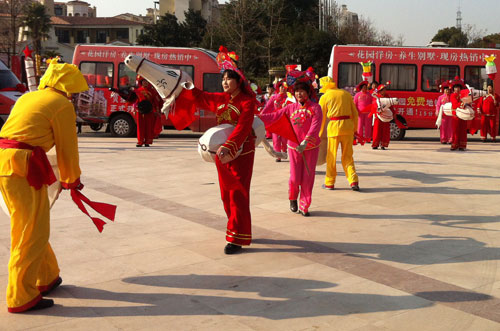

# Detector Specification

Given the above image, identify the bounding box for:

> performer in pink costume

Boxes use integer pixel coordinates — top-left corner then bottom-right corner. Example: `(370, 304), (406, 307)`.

(353, 81), (373, 142)
(261, 80), (289, 161)
(260, 81), (322, 216)
(435, 81), (452, 144)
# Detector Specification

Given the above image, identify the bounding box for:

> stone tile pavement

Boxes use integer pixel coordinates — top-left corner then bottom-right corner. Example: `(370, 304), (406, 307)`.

(0, 130), (499, 330)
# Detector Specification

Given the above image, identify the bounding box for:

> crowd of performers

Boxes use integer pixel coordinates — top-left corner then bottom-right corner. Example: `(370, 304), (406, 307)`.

(0, 45), (498, 313)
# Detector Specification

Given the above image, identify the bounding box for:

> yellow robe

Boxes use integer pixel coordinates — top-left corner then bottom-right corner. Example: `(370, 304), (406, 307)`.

(0, 88), (80, 311)
(319, 87), (359, 186)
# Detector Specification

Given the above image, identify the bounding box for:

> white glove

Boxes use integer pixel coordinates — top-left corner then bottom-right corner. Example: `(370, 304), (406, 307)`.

(295, 140), (308, 153)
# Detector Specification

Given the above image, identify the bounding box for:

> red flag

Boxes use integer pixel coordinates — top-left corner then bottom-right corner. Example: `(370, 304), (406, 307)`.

(168, 89), (197, 130)
(264, 114), (299, 145)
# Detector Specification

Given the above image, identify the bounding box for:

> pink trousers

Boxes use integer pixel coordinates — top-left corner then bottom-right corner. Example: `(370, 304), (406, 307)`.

(357, 112), (372, 141)
(288, 147), (319, 213)
(440, 114), (453, 143)
(272, 134), (287, 154)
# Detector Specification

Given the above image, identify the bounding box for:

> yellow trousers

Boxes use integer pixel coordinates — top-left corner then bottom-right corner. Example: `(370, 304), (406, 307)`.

(0, 175), (59, 312)
(325, 135), (358, 186)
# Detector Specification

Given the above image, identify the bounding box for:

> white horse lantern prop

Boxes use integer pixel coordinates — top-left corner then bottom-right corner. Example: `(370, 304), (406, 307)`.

(124, 55), (194, 115)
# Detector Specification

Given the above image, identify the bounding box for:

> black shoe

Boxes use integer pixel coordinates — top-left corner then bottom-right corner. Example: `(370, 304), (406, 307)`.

(381, 146), (386, 150)
(459, 148), (465, 151)
(481, 139), (487, 143)
(372, 146), (378, 150)
(145, 144), (150, 147)
(136, 144), (143, 147)
(299, 210), (310, 217)
(275, 158), (281, 162)
(41, 277), (62, 296)
(290, 200), (298, 212)
(224, 243), (242, 255)
(351, 184), (360, 191)
(28, 299), (54, 311)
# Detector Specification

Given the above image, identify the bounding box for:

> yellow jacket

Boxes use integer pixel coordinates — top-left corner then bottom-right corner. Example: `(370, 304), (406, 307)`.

(319, 87), (359, 137)
(0, 88), (81, 186)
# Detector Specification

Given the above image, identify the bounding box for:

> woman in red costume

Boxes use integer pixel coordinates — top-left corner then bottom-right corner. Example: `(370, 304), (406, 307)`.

(169, 47), (257, 255)
(477, 81), (499, 142)
(134, 77), (157, 147)
(449, 77), (468, 151)
(371, 82), (392, 150)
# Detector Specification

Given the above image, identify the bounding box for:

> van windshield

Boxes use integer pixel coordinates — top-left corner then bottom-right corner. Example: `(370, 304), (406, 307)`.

(0, 70), (21, 90)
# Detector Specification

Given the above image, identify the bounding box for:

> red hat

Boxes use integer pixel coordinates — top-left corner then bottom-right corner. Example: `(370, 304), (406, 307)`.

(376, 81), (391, 92)
(439, 81), (450, 92)
(449, 76), (465, 89)
(356, 80), (369, 91)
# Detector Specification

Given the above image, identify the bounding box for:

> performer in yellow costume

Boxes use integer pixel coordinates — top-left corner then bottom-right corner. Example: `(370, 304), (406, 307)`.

(318, 76), (360, 191)
(0, 61), (88, 312)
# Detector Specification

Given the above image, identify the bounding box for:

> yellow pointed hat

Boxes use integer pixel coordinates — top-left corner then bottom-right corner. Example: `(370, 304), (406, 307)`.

(319, 76), (336, 93)
(39, 61), (89, 95)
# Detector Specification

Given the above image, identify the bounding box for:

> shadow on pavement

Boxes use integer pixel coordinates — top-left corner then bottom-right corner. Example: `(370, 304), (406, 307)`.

(36, 275), (439, 318)
(252, 236), (500, 265)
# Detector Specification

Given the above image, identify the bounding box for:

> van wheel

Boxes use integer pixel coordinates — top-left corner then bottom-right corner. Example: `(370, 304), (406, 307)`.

(90, 123), (103, 131)
(390, 123), (406, 140)
(110, 114), (136, 137)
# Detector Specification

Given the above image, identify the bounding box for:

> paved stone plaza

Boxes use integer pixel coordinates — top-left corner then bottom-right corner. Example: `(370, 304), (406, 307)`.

(0, 130), (499, 330)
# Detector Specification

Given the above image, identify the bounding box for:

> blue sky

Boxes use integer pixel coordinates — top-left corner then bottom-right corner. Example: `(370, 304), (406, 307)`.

(89, 0), (499, 46)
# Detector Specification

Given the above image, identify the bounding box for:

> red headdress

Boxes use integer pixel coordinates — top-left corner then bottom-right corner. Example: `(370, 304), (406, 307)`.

(449, 76), (466, 89)
(376, 81), (391, 92)
(286, 68), (317, 100)
(356, 80), (369, 92)
(216, 45), (254, 96)
(439, 81), (450, 93)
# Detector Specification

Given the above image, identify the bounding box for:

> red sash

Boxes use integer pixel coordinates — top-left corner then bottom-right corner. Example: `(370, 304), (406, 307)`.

(329, 115), (350, 120)
(0, 139), (56, 190)
(0, 139), (116, 232)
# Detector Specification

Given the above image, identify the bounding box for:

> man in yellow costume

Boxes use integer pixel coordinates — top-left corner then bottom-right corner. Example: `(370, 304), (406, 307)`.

(319, 76), (360, 191)
(0, 61), (88, 312)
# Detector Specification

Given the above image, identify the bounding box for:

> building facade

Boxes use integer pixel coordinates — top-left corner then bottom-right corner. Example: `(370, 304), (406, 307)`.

(158, 0), (219, 23)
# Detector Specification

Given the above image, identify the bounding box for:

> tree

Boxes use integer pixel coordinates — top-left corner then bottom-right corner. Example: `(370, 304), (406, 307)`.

(137, 13), (184, 47)
(469, 33), (500, 49)
(180, 9), (207, 47)
(432, 26), (468, 47)
(255, 0), (286, 73)
(23, 1), (51, 56)
(0, 0), (33, 56)
(216, 0), (265, 72)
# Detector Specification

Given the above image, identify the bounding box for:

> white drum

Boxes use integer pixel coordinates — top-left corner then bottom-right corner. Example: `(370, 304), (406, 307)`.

(441, 102), (453, 116)
(377, 107), (393, 122)
(198, 116), (265, 163)
(456, 105), (475, 121)
(0, 148), (61, 216)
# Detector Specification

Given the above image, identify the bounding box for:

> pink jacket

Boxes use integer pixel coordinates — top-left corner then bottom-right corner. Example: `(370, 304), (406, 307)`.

(260, 100), (323, 150)
(436, 94), (450, 115)
(261, 93), (288, 114)
(354, 91), (373, 113)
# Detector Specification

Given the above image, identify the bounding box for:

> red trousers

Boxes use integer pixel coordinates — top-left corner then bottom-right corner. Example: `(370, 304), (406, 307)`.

(451, 116), (468, 149)
(372, 117), (390, 148)
(216, 150), (254, 246)
(153, 113), (163, 138)
(480, 115), (497, 139)
(136, 113), (155, 145)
